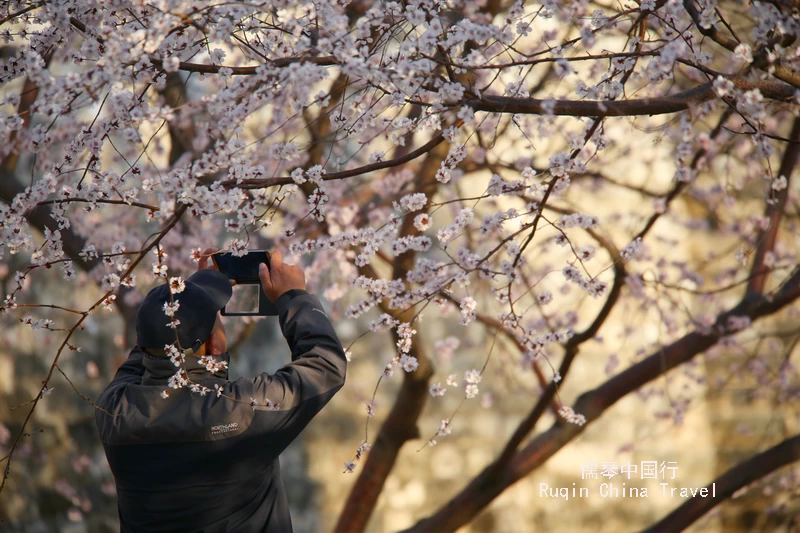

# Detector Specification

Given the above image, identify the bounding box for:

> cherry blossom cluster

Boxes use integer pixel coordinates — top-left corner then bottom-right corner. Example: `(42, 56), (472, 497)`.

(437, 208), (475, 245)
(562, 265), (609, 298)
(558, 406), (587, 426)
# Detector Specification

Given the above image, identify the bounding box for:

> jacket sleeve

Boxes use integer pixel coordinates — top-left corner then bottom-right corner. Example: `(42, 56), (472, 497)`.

(234, 289), (347, 448)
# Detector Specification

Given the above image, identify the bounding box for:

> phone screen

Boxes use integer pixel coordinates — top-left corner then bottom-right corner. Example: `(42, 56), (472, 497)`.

(225, 284), (260, 314)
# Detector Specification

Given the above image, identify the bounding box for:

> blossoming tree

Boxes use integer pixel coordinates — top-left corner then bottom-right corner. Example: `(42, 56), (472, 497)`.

(1, 0), (800, 530)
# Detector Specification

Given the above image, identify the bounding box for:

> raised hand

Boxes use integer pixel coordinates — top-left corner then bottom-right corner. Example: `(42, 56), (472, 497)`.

(258, 250), (306, 302)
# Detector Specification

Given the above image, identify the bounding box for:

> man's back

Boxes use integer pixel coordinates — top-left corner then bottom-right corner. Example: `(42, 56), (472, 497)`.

(96, 290), (347, 533)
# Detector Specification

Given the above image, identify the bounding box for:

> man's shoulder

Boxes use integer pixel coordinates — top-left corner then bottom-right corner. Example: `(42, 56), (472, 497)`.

(97, 383), (257, 446)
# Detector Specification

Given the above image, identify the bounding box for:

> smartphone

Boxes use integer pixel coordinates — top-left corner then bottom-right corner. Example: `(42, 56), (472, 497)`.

(211, 250), (279, 316)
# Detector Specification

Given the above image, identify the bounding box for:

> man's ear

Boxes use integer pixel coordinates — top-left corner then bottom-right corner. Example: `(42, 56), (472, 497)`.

(203, 333), (215, 356)
(205, 312), (227, 355)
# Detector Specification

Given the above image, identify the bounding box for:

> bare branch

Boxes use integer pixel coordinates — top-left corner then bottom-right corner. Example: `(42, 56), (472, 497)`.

(642, 434), (800, 532)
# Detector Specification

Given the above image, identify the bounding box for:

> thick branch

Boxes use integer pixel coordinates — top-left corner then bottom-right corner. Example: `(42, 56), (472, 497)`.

(161, 72), (196, 166)
(746, 117), (800, 294)
(466, 77), (794, 117)
(643, 434), (800, 532)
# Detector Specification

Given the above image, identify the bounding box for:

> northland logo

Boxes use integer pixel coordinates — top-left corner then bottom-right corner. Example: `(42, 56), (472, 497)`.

(211, 422), (240, 435)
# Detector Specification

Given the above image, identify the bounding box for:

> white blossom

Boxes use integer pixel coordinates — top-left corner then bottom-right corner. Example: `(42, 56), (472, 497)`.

(558, 406), (587, 426)
(400, 355), (419, 372)
(429, 383), (445, 397)
(168, 277), (186, 294)
(399, 193), (428, 212)
(772, 175), (788, 191)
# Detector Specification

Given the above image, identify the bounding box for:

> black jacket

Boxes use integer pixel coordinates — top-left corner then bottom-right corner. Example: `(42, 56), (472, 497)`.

(96, 290), (347, 533)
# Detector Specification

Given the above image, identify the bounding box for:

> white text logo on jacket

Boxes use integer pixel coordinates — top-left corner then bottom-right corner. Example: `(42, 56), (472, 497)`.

(211, 422), (240, 435)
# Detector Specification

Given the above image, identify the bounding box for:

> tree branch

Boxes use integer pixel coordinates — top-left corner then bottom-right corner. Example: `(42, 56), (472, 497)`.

(683, 0), (800, 89)
(746, 117), (800, 295)
(465, 77), (794, 117)
(229, 123), (460, 190)
(642, 434), (800, 532)
(70, 17), (337, 75)
(403, 267), (800, 532)
(449, 292), (557, 404)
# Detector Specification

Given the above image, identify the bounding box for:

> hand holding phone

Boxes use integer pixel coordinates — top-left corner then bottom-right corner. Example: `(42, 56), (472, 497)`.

(258, 250), (306, 302)
(211, 250), (278, 316)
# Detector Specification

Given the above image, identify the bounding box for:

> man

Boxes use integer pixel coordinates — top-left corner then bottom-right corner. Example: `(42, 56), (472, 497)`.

(95, 249), (347, 533)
